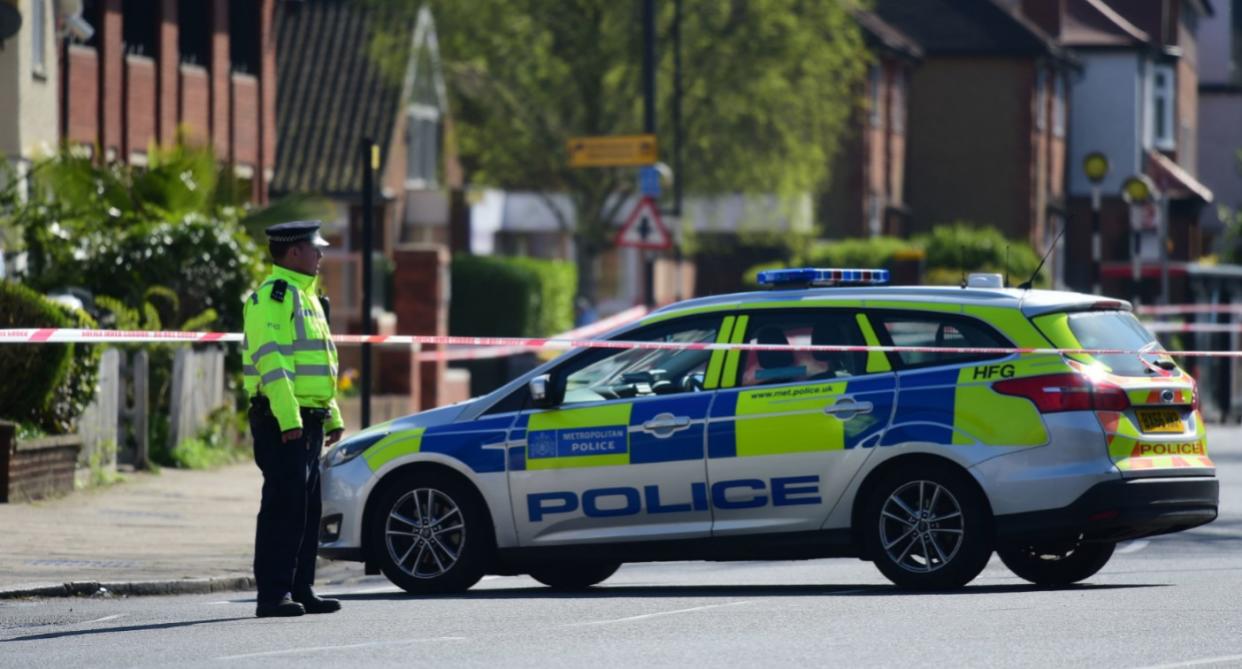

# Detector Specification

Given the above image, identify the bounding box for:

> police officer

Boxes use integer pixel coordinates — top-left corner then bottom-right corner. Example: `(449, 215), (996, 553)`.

(243, 221), (344, 618)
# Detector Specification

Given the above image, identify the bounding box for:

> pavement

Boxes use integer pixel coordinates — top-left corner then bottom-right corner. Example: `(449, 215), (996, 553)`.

(0, 462), (360, 599)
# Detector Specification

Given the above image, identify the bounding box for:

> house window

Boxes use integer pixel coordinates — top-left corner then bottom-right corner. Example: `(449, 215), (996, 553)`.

(122, 0), (158, 57)
(31, 0), (46, 77)
(179, 0), (212, 66)
(890, 68), (907, 133)
(229, 0), (261, 74)
(1151, 65), (1175, 149)
(1034, 68), (1047, 131)
(868, 65), (882, 128)
(1052, 74), (1066, 137)
(406, 105), (441, 188)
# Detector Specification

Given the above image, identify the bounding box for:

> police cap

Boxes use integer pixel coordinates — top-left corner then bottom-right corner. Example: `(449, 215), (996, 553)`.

(265, 220), (330, 247)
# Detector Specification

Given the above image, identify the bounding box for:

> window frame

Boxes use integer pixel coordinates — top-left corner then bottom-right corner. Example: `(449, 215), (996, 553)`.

(483, 314), (727, 415)
(31, 0), (47, 79)
(865, 309), (1013, 372)
(1052, 73), (1066, 138)
(1034, 67), (1047, 132)
(721, 308), (880, 390)
(868, 64), (882, 129)
(1151, 64), (1176, 150)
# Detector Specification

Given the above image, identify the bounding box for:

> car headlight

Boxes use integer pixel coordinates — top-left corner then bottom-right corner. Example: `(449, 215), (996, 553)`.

(325, 430), (389, 468)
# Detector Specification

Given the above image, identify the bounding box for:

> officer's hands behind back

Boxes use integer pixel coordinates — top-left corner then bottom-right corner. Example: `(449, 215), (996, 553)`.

(281, 428), (304, 444)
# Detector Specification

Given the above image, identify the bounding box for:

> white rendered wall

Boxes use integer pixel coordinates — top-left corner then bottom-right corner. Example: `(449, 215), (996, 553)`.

(1068, 52), (1144, 196)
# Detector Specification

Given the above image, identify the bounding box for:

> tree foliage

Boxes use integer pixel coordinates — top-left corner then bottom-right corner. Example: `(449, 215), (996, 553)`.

(365, 0), (867, 299)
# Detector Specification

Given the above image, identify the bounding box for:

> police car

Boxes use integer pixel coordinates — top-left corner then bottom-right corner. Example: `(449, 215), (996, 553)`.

(319, 269), (1218, 591)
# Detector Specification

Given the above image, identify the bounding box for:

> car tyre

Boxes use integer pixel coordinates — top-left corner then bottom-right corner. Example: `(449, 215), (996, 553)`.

(863, 463), (993, 590)
(997, 540), (1115, 586)
(528, 562), (621, 591)
(366, 472), (492, 595)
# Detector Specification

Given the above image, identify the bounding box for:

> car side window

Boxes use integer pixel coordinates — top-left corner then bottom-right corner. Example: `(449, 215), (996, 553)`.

(869, 312), (1009, 368)
(559, 317), (721, 405)
(736, 310), (868, 387)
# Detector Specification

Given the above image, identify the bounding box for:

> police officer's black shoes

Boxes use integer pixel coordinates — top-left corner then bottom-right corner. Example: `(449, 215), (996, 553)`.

(292, 589), (342, 614)
(255, 595), (306, 618)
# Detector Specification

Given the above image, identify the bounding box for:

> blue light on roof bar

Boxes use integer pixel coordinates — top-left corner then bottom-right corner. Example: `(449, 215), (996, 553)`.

(756, 267), (890, 288)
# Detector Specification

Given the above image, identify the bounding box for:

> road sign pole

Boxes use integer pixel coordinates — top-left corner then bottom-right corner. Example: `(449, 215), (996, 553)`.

(643, 0), (656, 308)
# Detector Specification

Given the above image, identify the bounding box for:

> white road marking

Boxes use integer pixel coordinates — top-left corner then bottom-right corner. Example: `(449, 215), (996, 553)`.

(214, 637), (467, 660)
(566, 601), (753, 626)
(82, 614), (125, 625)
(1134, 654), (1242, 669)
(1117, 540), (1150, 554)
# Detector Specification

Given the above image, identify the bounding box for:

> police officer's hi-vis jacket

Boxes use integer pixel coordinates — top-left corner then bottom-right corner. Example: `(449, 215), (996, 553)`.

(242, 265), (344, 434)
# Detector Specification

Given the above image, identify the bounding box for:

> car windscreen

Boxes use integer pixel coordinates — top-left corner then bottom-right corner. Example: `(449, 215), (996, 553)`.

(1065, 311), (1163, 377)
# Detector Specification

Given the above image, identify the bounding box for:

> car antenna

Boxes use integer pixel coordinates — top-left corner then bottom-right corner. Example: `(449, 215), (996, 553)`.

(1019, 220), (1065, 290)
(1004, 245), (1011, 288)
(959, 232), (967, 288)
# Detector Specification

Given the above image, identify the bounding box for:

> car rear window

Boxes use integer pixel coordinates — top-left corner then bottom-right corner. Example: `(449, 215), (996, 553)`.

(1064, 311), (1162, 377)
(869, 313), (1009, 369)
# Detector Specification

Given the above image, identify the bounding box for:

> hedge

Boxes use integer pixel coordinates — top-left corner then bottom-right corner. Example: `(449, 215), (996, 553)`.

(743, 222), (1048, 288)
(450, 255), (576, 338)
(0, 281), (74, 426)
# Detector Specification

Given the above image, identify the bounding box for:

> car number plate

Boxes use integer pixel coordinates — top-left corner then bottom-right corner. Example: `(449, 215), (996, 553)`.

(1136, 408), (1184, 434)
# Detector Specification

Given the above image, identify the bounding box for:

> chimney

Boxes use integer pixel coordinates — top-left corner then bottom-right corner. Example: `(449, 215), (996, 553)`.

(1020, 0), (1066, 38)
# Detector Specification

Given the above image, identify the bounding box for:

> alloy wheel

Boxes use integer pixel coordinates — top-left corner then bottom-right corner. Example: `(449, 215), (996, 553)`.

(384, 488), (466, 579)
(878, 480), (965, 573)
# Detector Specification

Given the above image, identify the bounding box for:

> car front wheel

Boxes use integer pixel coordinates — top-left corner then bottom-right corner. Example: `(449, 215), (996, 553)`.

(997, 540), (1115, 586)
(863, 464), (993, 590)
(367, 473), (491, 595)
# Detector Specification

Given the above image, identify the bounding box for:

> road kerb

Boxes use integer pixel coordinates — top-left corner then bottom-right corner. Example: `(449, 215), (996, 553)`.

(0, 575), (255, 600)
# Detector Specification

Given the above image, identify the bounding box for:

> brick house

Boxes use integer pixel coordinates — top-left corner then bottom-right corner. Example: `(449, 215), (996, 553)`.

(873, 0), (1075, 281)
(59, 0), (277, 203)
(1022, 0), (1216, 300)
(821, 10), (921, 240)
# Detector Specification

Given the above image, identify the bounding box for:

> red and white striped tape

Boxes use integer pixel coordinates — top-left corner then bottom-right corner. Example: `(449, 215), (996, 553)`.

(419, 306), (648, 362)
(1137, 304), (1242, 315)
(3, 326), (1242, 358)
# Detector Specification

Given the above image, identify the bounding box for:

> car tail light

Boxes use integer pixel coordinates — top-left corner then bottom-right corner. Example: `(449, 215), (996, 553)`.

(993, 373), (1131, 413)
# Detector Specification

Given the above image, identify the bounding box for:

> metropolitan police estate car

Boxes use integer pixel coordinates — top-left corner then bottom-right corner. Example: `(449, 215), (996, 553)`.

(318, 269), (1219, 591)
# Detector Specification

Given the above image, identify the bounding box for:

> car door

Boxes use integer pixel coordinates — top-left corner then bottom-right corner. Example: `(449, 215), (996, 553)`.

(706, 308), (897, 536)
(507, 315), (726, 547)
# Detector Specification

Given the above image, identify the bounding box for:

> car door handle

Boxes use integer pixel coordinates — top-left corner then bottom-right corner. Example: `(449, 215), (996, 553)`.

(824, 398), (873, 418)
(641, 413), (692, 436)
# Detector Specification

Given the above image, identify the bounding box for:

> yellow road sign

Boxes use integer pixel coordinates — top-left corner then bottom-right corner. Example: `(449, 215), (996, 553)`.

(567, 134), (658, 168)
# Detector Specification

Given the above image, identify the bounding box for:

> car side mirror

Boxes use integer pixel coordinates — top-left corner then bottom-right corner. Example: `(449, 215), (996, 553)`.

(529, 373), (564, 409)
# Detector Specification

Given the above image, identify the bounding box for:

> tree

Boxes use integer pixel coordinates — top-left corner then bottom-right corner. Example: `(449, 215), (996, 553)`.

(365, 0), (867, 301)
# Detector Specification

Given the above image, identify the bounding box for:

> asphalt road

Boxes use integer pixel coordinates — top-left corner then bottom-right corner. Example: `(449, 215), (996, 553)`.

(4, 428), (1242, 669)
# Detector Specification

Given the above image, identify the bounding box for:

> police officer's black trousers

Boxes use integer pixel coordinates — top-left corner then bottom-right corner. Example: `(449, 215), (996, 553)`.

(249, 399), (324, 604)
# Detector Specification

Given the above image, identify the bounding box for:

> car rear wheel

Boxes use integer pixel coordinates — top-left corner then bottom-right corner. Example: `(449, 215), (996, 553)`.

(863, 464), (993, 590)
(528, 562), (621, 591)
(998, 540), (1115, 586)
(366, 473), (491, 595)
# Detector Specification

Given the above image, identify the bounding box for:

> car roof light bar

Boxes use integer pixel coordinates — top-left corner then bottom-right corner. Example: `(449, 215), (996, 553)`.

(756, 267), (891, 289)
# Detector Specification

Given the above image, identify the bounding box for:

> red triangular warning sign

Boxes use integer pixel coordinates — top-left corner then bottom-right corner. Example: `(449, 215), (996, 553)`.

(615, 197), (672, 250)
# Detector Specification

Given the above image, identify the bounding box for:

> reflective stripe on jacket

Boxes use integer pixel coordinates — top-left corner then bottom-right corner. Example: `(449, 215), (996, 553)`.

(242, 265), (344, 433)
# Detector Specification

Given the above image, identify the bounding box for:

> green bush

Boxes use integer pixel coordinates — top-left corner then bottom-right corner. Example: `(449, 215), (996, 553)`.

(0, 281), (74, 425)
(915, 222), (1043, 286)
(742, 223), (1046, 288)
(800, 236), (921, 269)
(450, 255), (577, 337)
(37, 305), (101, 434)
(169, 406), (249, 469)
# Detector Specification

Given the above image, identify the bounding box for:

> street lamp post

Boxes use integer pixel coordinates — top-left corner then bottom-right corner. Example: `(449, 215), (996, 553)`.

(1083, 152), (1109, 295)
(1121, 174), (1159, 305)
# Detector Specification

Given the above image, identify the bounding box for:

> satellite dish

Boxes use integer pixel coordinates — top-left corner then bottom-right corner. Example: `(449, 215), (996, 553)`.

(0, 0), (21, 42)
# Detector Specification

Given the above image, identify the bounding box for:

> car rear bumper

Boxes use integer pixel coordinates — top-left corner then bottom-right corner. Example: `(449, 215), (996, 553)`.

(995, 476), (1218, 544)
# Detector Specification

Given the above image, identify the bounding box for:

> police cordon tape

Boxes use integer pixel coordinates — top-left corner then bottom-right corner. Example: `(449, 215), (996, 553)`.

(1137, 303), (1242, 315)
(424, 306), (648, 362)
(5, 326), (1242, 358)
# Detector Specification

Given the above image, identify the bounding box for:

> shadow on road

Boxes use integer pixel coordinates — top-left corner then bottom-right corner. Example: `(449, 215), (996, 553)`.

(333, 582), (1165, 601)
(1, 617), (250, 643)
